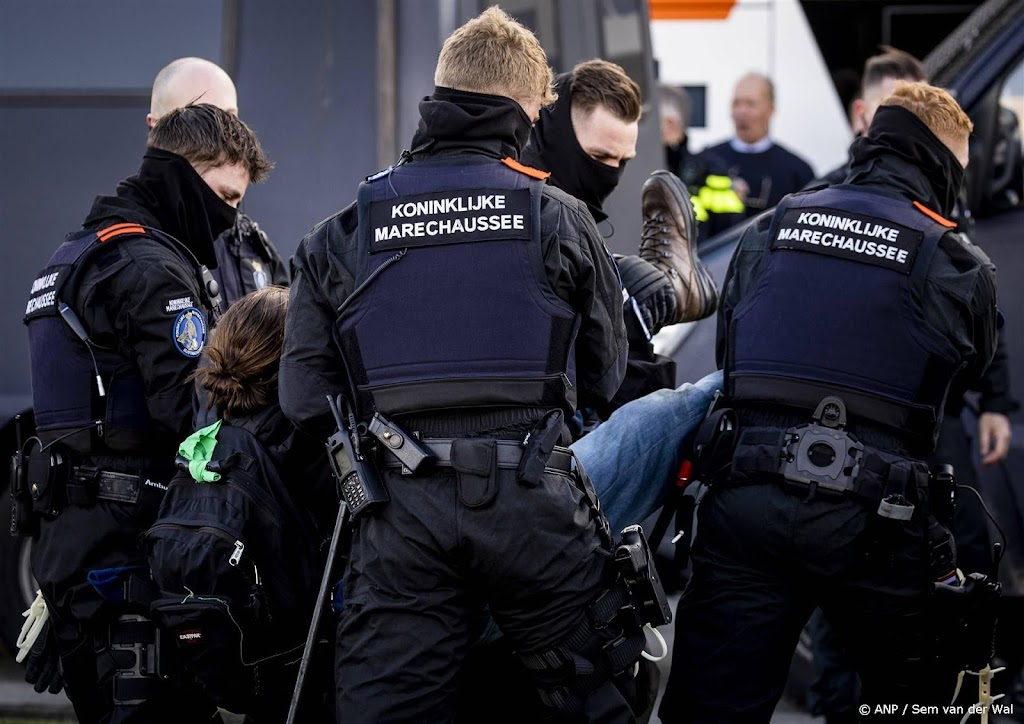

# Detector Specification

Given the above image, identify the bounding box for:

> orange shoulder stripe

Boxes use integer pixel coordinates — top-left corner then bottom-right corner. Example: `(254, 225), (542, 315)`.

(501, 157), (551, 180)
(97, 222), (139, 234)
(913, 201), (957, 229)
(97, 223), (145, 242)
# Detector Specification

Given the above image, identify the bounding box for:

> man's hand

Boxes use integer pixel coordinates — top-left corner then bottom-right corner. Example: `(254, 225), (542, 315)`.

(979, 412), (1012, 466)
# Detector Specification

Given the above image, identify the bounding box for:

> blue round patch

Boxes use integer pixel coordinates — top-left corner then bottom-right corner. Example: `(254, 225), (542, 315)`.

(173, 307), (207, 358)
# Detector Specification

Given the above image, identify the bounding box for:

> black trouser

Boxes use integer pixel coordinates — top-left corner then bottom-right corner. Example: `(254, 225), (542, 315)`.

(930, 414), (993, 578)
(659, 482), (959, 724)
(33, 498), (221, 724)
(334, 454), (636, 723)
(803, 414), (995, 720)
(805, 608), (860, 721)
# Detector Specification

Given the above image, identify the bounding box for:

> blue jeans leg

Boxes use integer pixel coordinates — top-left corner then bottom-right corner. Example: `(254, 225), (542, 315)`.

(571, 370), (723, 533)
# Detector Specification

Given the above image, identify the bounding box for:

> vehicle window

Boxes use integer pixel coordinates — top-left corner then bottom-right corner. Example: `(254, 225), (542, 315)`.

(989, 58), (1024, 211)
(598, 0), (650, 100)
(501, 0), (562, 75)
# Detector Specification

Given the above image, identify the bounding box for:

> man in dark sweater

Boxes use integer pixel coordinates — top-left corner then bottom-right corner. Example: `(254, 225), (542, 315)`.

(699, 72), (814, 219)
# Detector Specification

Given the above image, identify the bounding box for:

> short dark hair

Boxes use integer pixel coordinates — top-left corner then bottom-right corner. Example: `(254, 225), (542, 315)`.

(862, 46), (927, 91)
(570, 59), (642, 123)
(147, 103), (272, 183)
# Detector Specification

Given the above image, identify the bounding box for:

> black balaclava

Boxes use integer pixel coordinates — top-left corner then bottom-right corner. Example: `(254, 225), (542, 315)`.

(102, 148), (237, 268)
(521, 73), (627, 223)
(848, 105), (965, 218)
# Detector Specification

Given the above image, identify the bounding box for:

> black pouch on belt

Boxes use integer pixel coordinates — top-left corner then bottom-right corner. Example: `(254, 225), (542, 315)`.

(29, 448), (70, 515)
(516, 410), (565, 487)
(452, 439), (497, 508)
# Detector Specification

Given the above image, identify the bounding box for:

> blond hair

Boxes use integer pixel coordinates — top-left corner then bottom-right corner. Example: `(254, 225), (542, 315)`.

(880, 81), (973, 143)
(434, 6), (556, 109)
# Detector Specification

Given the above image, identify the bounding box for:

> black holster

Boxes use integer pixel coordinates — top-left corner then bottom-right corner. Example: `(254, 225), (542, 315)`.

(690, 407), (739, 484)
(933, 572), (1001, 672)
(9, 446), (38, 537)
(929, 463), (957, 530)
(107, 614), (164, 706)
(614, 525), (672, 627)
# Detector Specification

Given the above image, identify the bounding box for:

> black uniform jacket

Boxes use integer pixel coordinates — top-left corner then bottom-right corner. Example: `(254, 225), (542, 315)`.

(212, 211), (290, 306)
(811, 153), (1017, 420)
(280, 88), (627, 437)
(718, 108), (999, 400)
(74, 149), (233, 467)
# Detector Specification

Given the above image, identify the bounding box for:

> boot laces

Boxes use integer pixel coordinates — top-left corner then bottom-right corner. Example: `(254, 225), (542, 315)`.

(640, 214), (671, 251)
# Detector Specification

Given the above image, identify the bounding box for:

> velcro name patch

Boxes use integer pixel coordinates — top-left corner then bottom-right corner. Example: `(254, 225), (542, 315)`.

(369, 189), (531, 252)
(25, 265), (72, 321)
(771, 207), (922, 273)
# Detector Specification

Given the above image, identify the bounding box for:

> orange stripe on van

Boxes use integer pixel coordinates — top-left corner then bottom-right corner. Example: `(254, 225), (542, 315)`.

(649, 0), (738, 20)
(912, 201), (957, 228)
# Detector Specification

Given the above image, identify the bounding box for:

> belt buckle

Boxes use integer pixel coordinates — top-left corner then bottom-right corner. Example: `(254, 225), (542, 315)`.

(780, 423), (863, 495)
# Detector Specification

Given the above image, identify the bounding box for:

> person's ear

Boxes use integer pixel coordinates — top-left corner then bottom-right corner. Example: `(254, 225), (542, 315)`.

(850, 99), (867, 135)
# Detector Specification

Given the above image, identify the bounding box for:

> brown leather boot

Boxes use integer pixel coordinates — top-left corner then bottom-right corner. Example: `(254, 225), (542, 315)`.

(639, 170), (719, 324)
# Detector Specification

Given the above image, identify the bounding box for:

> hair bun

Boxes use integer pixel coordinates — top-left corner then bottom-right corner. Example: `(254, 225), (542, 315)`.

(190, 286), (289, 418)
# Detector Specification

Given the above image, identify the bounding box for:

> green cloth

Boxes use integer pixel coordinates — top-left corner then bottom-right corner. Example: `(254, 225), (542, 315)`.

(178, 420), (223, 483)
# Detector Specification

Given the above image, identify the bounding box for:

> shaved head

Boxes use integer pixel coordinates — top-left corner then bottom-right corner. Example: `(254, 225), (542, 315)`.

(148, 57), (238, 128)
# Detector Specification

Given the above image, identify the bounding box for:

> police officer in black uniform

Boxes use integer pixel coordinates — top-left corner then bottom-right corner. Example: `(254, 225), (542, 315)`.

(658, 81), (999, 723)
(148, 56), (288, 307)
(281, 8), (649, 722)
(20, 104), (271, 723)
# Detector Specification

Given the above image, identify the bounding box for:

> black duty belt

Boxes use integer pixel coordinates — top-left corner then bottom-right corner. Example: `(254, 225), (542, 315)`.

(379, 438), (574, 473)
(728, 426), (930, 505)
(67, 467), (144, 505)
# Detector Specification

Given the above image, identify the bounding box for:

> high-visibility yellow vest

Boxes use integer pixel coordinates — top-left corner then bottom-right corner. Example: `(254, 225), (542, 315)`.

(696, 174), (745, 215)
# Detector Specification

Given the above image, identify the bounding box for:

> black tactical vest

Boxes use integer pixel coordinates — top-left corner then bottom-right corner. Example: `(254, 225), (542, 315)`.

(335, 157), (579, 419)
(726, 185), (962, 447)
(25, 223), (211, 454)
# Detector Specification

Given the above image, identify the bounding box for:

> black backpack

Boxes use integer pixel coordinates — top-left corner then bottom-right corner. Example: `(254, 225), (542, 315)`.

(145, 422), (320, 715)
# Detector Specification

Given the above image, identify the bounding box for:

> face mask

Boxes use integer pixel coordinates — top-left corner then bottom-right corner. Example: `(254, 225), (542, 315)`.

(199, 180), (238, 243)
(527, 74), (627, 222)
(131, 150), (238, 268)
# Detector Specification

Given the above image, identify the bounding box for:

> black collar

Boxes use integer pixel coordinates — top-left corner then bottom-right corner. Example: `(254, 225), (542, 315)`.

(847, 105), (965, 217)
(407, 87), (533, 162)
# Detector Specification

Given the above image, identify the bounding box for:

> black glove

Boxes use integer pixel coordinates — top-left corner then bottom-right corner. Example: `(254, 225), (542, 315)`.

(23, 619), (64, 694)
(615, 254), (678, 335)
